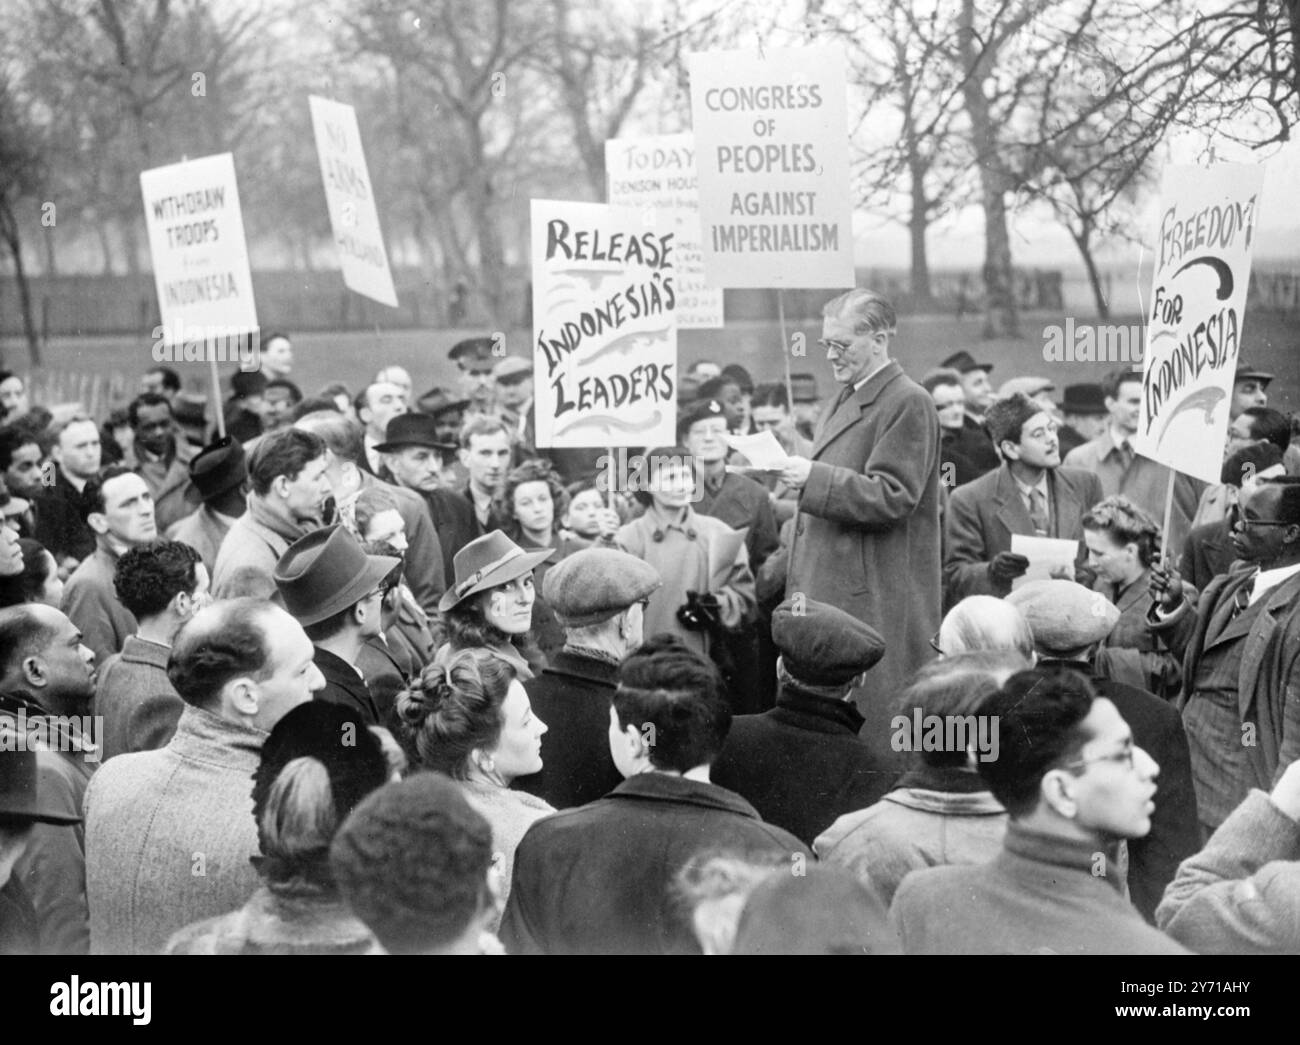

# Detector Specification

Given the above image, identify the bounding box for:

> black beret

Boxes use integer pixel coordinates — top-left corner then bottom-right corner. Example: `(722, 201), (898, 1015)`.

(772, 597), (886, 686)
(677, 397), (728, 436)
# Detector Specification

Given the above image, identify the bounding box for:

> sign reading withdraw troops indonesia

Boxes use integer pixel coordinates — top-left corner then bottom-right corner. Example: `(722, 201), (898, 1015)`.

(1134, 163), (1263, 484)
(140, 152), (257, 354)
(688, 44), (855, 288)
(309, 95), (398, 308)
(606, 133), (722, 328)
(531, 199), (677, 449)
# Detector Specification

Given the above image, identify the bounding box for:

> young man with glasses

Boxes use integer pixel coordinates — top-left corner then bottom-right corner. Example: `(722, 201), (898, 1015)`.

(944, 392), (1104, 603)
(891, 668), (1188, 954)
(779, 289), (942, 764)
(1150, 475), (1300, 839)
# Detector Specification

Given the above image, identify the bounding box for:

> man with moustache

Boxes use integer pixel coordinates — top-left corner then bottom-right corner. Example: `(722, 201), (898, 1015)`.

(1149, 476), (1300, 838)
(62, 467), (159, 666)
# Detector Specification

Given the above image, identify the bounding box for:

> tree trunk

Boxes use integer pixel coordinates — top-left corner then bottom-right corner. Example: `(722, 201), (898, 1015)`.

(120, 214), (142, 276)
(958, 0), (1019, 338)
(0, 201), (42, 365)
(907, 153), (934, 308)
(1071, 225), (1110, 319)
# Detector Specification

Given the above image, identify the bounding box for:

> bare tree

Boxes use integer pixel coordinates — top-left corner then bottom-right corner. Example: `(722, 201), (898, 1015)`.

(0, 73), (46, 364)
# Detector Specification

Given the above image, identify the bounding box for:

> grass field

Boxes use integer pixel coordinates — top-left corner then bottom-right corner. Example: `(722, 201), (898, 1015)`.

(2, 307), (1295, 416)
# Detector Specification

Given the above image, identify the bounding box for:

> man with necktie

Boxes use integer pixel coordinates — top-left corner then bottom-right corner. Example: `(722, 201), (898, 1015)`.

(944, 392), (1104, 603)
(1149, 476), (1300, 839)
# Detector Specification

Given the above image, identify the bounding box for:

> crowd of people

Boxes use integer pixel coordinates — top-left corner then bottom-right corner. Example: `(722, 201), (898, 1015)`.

(0, 293), (1298, 955)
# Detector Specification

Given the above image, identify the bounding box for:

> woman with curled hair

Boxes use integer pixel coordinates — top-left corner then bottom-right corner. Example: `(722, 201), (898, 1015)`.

(493, 459), (587, 661)
(165, 701), (390, 954)
(397, 647), (552, 921)
(1082, 495), (1181, 699)
(437, 529), (553, 679)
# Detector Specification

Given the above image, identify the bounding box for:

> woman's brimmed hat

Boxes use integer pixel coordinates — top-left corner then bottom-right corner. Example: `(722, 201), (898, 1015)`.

(438, 530), (555, 613)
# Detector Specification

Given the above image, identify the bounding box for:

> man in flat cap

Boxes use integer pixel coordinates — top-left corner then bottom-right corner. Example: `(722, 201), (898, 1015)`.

(1005, 579), (1199, 923)
(1229, 360), (1273, 420)
(780, 289), (942, 764)
(515, 548), (660, 810)
(165, 436), (247, 574)
(492, 357), (534, 461)
(711, 597), (895, 846)
(940, 349), (996, 428)
(274, 525), (400, 725)
(449, 337), (499, 416)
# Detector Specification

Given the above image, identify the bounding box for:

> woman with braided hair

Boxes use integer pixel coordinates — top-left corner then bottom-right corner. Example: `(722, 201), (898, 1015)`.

(1082, 494), (1182, 700)
(396, 648), (553, 923)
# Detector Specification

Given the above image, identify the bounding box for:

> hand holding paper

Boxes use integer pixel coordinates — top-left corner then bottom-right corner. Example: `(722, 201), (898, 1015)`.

(725, 430), (791, 471)
(1009, 535), (1079, 589)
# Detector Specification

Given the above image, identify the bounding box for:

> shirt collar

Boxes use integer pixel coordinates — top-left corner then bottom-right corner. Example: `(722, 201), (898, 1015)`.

(1250, 561), (1300, 606)
(1013, 472), (1049, 500)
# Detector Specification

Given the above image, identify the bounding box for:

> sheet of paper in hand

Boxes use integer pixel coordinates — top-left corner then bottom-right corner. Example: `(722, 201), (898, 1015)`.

(724, 430), (791, 471)
(1010, 535), (1079, 589)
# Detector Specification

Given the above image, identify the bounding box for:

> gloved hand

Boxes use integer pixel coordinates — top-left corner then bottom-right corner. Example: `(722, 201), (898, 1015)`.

(988, 551), (1030, 588)
(676, 590), (723, 631)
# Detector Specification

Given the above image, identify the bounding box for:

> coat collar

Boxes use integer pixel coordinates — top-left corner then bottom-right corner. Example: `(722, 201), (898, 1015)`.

(769, 686), (865, 735)
(120, 635), (171, 669)
(811, 360), (905, 457)
(542, 649), (619, 687)
(168, 704), (266, 768)
(1001, 820), (1122, 892)
(610, 772), (763, 819)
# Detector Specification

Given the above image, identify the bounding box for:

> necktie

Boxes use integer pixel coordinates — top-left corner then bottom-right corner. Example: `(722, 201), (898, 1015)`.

(1232, 573), (1257, 617)
(832, 384), (854, 412)
(1028, 487), (1049, 536)
(1118, 440), (1134, 471)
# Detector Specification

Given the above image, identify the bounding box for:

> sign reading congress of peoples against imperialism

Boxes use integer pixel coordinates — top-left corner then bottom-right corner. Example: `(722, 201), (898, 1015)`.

(308, 95), (398, 308)
(531, 199), (677, 449)
(1134, 164), (1263, 484)
(606, 133), (723, 328)
(140, 152), (258, 347)
(687, 44), (855, 288)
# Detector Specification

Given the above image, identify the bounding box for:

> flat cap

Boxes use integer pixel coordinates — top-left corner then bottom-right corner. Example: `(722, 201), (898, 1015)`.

(1234, 360), (1274, 385)
(542, 547), (661, 628)
(772, 597), (886, 686)
(448, 337), (497, 367)
(1004, 579), (1119, 653)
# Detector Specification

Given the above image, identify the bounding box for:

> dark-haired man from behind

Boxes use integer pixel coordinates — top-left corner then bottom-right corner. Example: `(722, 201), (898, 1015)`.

(1150, 475), (1300, 838)
(84, 599), (325, 954)
(211, 427), (333, 599)
(891, 669), (1188, 954)
(165, 436), (248, 574)
(0, 605), (98, 954)
(711, 597), (896, 846)
(96, 540), (210, 761)
(61, 466), (158, 665)
(501, 635), (809, 955)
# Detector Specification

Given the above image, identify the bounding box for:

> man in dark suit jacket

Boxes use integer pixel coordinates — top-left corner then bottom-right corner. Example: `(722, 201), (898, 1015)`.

(501, 636), (809, 955)
(779, 290), (942, 763)
(1005, 579), (1201, 923)
(516, 548), (661, 809)
(945, 393), (1105, 602)
(272, 525), (400, 727)
(1149, 477), (1300, 835)
(711, 598), (898, 846)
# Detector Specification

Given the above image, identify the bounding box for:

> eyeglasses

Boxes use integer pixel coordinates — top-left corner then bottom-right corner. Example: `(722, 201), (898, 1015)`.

(818, 338), (855, 355)
(1237, 517), (1294, 529)
(1061, 744), (1135, 773)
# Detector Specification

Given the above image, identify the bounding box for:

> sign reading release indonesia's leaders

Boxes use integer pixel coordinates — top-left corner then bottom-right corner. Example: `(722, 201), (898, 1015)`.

(688, 44), (854, 288)
(531, 199), (677, 449)
(309, 95), (398, 307)
(140, 152), (257, 346)
(1134, 164), (1263, 484)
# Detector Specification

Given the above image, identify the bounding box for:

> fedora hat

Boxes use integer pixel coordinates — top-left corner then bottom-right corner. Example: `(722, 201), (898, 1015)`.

(439, 530), (555, 613)
(373, 413), (458, 454)
(1061, 383), (1106, 415)
(415, 387), (471, 419)
(274, 525), (400, 627)
(189, 435), (247, 500)
(940, 350), (994, 375)
(0, 748), (82, 824)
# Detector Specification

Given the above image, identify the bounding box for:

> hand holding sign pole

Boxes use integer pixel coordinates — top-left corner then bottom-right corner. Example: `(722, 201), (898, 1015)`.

(1133, 163), (1264, 562)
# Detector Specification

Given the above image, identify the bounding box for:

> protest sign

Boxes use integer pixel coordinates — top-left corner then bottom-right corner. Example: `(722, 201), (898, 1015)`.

(606, 133), (722, 328)
(687, 44), (854, 288)
(532, 199), (677, 449)
(308, 95), (398, 307)
(140, 152), (258, 350)
(1134, 164), (1263, 483)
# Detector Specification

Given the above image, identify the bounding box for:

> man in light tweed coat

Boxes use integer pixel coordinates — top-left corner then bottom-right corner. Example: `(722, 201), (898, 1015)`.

(83, 599), (324, 954)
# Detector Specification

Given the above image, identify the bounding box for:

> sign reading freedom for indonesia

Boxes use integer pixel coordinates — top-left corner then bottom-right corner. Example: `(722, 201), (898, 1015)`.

(309, 95), (398, 308)
(606, 133), (722, 328)
(1134, 164), (1263, 484)
(531, 199), (677, 449)
(688, 45), (854, 288)
(140, 152), (257, 345)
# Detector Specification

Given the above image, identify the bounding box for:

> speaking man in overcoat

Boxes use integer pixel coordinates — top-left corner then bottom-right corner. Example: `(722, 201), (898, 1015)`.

(779, 289), (942, 762)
